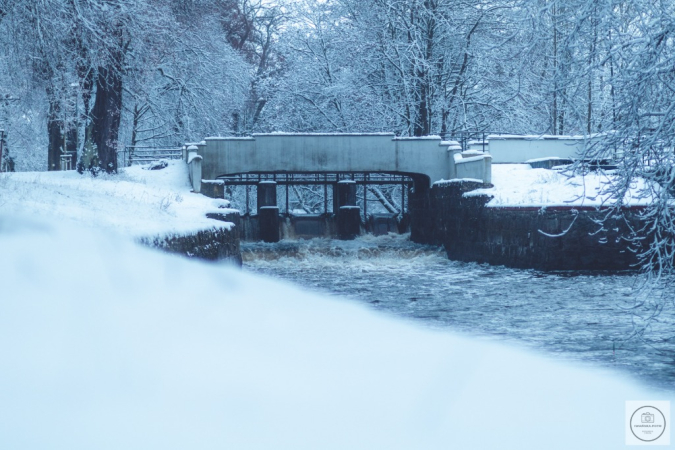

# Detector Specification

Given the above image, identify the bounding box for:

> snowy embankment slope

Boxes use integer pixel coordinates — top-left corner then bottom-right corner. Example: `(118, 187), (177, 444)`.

(0, 216), (671, 450)
(0, 161), (235, 237)
(463, 164), (654, 207)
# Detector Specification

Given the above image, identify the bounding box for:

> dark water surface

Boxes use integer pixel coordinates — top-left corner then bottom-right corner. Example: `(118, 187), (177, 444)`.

(241, 234), (675, 392)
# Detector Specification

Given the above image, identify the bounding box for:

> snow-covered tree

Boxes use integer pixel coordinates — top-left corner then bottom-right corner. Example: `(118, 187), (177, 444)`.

(585, 0), (675, 281)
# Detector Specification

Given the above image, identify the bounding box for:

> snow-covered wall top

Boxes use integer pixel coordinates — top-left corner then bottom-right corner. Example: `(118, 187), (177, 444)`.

(487, 134), (596, 163)
(253, 132), (397, 137)
(487, 134), (594, 140)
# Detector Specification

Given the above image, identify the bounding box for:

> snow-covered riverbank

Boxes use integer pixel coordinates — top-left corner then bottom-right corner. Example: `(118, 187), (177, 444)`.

(0, 161), (236, 237)
(1, 220), (672, 448)
(467, 164), (654, 207)
(1, 163), (672, 448)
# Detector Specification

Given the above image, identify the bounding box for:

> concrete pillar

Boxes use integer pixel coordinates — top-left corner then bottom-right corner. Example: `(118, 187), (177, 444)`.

(408, 176), (432, 243)
(337, 206), (360, 239)
(257, 181), (279, 243)
(189, 156), (202, 193)
(447, 142), (462, 179)
(187, 145), (199, 162)
(257, 181), (277, 212)
(259, 206), (280, 243)
(334, 180), (357, 211)
(187, 145), (202, 193)
(334, 180), (360, 240)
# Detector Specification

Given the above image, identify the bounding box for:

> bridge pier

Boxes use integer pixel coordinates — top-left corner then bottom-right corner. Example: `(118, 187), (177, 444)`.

(335, 180), (360, 240)
(408, 176), (432, 243)
(257, 181), (280, 243)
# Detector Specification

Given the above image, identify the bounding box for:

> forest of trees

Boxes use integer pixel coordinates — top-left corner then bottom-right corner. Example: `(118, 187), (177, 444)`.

(0, 0), (671, 173)
(0, 1), (673, 296)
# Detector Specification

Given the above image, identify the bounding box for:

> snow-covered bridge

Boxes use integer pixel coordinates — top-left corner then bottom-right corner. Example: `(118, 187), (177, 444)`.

(192, 133), (490, 185)
(185, 133), (492, 242)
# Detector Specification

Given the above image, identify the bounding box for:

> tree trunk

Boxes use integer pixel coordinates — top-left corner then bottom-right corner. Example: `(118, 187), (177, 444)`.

(414, 77), (430, 136)
(552, 1), (558, 135)
(130, 103), (140, 149)
(79, 64), (94, 148)
(90, 61), (123, 174)
(46, 88), (63, 171)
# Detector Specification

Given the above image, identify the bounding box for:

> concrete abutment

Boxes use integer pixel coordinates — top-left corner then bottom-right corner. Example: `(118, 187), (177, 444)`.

(198, 173), (636, 271)
(410, 181), (643, 271)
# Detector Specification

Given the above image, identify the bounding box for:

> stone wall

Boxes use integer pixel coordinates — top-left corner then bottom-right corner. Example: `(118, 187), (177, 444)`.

(412, 181), (643, 271)
(139, 212), (242, 265)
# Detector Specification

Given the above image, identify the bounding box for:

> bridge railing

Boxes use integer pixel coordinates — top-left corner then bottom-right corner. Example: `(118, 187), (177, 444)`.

(190, 133), (493, 189)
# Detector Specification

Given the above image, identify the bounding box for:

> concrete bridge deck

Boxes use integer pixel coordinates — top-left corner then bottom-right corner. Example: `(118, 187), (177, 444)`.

(194, 133), (490, 186)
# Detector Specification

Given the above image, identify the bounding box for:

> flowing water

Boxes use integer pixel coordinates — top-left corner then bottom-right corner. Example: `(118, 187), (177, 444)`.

(241, 234), (675, 392)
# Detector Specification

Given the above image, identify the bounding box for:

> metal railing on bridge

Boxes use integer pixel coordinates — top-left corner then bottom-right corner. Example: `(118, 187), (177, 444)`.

(443, 131), (498, 152)
(119, 146), (183, 167)
(218, 172), (414, 220)
(217, 172), (414, 186)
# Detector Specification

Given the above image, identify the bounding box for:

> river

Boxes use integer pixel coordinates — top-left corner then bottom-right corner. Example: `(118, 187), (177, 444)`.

(241, 234), (675, 392)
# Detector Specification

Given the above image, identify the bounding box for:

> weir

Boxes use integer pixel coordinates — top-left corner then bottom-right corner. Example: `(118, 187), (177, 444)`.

(213, 172), (417, 242)
(185, 132), (641, 271)
(186, 133), (493, 242)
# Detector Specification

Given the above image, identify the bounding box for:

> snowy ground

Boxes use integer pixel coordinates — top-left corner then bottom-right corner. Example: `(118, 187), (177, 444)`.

(1, 162), (672, 448)
(464, 164), (654, 207)
(0, 161), (235, 237)
(0, 215), (672, 449)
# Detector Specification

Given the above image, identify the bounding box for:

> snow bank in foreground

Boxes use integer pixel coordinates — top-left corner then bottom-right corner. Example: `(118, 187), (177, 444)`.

(0, 215), (669, 450)
(0, 161), (236, 237)
(467, 164), (654, 207)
